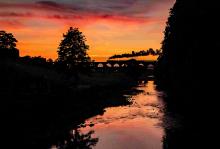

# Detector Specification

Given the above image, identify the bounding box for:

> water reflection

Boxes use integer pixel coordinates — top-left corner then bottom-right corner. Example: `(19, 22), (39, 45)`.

(78, 81), (165, 149)
(50, 129), (99, 149)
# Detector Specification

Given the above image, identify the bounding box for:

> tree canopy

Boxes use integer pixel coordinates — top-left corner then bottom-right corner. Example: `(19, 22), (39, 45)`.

(156, 1), (220, 148)
(156, 0), (195, 81)
(57, 27), (91, 68)
(0, 30), (19, 60)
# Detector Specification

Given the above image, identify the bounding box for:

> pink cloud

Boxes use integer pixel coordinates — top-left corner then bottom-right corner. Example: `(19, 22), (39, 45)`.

(0, 19), (25, 29)
(0, 1), (169, 23)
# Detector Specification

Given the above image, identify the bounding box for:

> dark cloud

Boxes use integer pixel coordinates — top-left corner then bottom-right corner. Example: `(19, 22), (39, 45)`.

(35, 1), (78, 10)
(36, 1), (61, 7)
(0, 12), (33, 17)
(0, 0), (175, 22)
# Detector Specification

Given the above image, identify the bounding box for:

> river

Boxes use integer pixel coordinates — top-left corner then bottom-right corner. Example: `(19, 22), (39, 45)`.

(50, 80), (167, 149)
(70, 80), (165, 149)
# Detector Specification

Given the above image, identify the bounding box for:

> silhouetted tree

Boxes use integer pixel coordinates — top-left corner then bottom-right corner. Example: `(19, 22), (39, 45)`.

(156, 0), (194, 88)
(0, 30), (19, 60)
(148, 48), (156, 55)
(57, 27), (91, 70)
(155, 1), (220, 148)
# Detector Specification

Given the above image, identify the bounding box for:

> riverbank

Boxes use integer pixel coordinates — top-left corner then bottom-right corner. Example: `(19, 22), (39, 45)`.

(1, 60), (145, 149)
(4, 86), (141, 149)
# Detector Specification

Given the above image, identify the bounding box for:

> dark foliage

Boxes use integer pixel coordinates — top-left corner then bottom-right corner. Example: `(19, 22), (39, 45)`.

(56, 27), (92, 77)
(57, 27), (91, 68)
(54, 129), (98, 149)
(19, 56), (54, 68)
(156, 0), (220, 148)
(157, 0), (219, 93)
(0, 30), (19, 60)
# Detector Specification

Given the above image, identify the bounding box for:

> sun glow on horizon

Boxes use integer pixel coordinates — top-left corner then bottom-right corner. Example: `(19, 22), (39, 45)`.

(0, 0), (175, 61)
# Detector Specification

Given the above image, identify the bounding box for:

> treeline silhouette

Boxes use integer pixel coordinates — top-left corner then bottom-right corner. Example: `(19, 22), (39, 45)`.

(156, 0), (219, 148)
(1, 27), (144, 149)
(19, 56), (54, 68)
(0, 30), (53, 68)
(0, 28), (94, 84)
(108, 48), (161, 59)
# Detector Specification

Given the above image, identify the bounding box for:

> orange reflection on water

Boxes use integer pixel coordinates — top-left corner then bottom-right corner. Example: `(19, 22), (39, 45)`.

(79, 81), (165, 149)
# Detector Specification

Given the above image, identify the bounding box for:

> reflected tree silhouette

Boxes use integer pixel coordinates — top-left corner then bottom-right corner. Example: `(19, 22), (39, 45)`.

(54, 129), (98, 149)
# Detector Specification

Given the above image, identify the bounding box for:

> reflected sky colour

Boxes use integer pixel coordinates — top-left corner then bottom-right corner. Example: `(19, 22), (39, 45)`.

(77, 81), (165, 149)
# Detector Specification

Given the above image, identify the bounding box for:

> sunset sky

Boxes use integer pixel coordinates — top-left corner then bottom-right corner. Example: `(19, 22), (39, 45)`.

(0, 0), (175, 61)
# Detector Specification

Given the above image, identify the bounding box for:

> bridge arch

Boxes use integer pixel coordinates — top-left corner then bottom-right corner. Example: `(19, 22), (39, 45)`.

(139, 63), (145, 67)
(113, 63), (120, 68)
(97, 63), (104, 68)
(147, 64), (154, 70)
(121, 64), (127, 67)
(106, 63), (112, 67)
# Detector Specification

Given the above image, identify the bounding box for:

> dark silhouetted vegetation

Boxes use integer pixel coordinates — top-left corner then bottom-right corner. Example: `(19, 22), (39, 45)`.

(53, 129), (98, 149)
(1, 27), (155, 149)
(0, 30), (19, 60)
(19, 56), (54, 68)
(57, 27), (91, 69)
(156, 0), (219, 148)
(56, 27), (92, 78)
